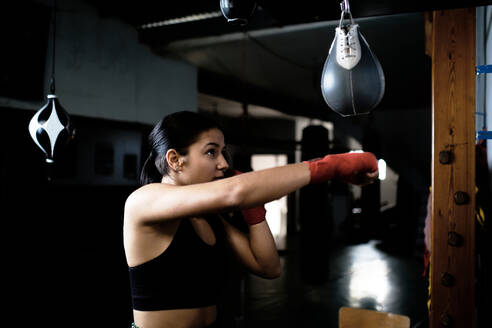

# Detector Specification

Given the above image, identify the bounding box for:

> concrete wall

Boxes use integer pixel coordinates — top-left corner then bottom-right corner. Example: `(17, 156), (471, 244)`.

(0, 0), (197, 125)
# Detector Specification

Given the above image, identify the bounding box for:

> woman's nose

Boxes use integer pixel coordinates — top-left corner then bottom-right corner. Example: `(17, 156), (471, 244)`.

(217, 153), (229, 170)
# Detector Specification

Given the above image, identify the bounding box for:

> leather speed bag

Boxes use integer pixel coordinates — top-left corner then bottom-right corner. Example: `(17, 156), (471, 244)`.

(321, 24), (385, 117)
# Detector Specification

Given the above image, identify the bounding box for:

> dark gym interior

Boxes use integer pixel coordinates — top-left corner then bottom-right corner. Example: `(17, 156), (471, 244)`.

(1, 1), (491, 327)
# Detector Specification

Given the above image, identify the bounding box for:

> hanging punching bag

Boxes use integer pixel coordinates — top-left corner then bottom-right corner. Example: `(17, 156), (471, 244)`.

(321, 1), (385, 117)
(220, 0), (256, 25)
(28, 94), (72, 163)
(299, 125), (332, 285)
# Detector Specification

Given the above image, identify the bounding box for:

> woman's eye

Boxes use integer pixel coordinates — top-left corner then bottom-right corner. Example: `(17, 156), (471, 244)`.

(206, 149), (216, 156)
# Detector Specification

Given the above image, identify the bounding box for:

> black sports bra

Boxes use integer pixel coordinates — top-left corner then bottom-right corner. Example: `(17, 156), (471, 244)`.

(128, 216), (226, 311)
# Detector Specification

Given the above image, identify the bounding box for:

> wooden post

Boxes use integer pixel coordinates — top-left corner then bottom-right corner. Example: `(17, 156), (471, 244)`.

(431, 8), (476, 328)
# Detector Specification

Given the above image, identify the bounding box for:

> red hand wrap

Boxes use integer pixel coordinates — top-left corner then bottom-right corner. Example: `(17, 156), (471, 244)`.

(307, 152), (378, 184)
(241, 204), (267, 225)
(232, 169), (267, 225)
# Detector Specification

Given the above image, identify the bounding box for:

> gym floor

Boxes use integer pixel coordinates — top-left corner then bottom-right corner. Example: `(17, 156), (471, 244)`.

(239, 237), (429, 328)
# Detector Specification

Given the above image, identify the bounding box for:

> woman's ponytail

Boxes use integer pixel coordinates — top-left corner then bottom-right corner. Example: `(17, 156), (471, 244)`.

(140, 153), (162, 185)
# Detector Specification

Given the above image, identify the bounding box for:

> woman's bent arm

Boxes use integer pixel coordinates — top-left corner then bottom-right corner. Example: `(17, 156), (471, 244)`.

(222, 219), (281, 279)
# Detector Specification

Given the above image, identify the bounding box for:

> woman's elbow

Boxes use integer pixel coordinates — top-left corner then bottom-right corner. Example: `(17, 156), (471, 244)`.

(267, 268), (282, 280)
(262, 261), (282, 279)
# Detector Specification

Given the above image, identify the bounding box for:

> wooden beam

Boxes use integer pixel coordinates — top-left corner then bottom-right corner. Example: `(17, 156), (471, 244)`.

(431, 8), (476, 328)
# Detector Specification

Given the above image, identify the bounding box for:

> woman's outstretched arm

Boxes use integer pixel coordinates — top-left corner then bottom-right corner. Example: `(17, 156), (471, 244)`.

(125, 162), (311, 225)
(125, 152), (378, 225)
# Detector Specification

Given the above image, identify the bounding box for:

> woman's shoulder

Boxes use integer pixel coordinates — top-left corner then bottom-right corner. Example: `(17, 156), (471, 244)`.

(127, 182), (174, 200)
(124, 183), (174, 221)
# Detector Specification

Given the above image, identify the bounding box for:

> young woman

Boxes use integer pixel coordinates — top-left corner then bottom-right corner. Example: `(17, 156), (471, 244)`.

(124, 111), (378, 328)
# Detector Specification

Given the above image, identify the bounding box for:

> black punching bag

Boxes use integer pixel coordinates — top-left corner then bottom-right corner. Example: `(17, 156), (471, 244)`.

(320, 5), (385, 116)
(299, 125), (332, 285)
(220, 0), (256, 25)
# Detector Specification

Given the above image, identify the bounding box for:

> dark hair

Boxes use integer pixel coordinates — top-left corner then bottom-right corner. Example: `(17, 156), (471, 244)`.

(140, 111), (222, 185)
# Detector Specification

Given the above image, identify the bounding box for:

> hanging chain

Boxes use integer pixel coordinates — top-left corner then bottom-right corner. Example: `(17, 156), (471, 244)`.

(339, 0), (355, 28)
(50, 0), (57, 94)
(340, 0), (350, 14)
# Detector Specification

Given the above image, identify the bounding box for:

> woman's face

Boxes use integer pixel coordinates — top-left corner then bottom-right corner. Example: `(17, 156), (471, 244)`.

(178, 128), (229, 185)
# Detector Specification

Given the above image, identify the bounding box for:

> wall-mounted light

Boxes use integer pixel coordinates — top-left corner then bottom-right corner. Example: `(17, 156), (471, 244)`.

(378, 159), (386, 180)
(139, 11), (223, 29)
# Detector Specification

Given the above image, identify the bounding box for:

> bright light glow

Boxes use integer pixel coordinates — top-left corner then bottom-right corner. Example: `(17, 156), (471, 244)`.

(378, 159), (386, 180)
(349, 259), (390, 308)
(139, 11), (223, 29)
(348, 243), (391, 310)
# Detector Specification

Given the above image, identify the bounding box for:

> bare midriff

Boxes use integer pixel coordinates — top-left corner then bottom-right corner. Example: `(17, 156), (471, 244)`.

(133, 305), (217, 328)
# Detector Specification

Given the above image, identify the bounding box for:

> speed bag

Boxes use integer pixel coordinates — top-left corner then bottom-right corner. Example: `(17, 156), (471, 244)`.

(321, 24), (385, 117)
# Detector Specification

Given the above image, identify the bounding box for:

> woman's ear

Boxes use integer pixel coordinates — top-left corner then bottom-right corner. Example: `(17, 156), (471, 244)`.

(166, 149), (181, 172)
